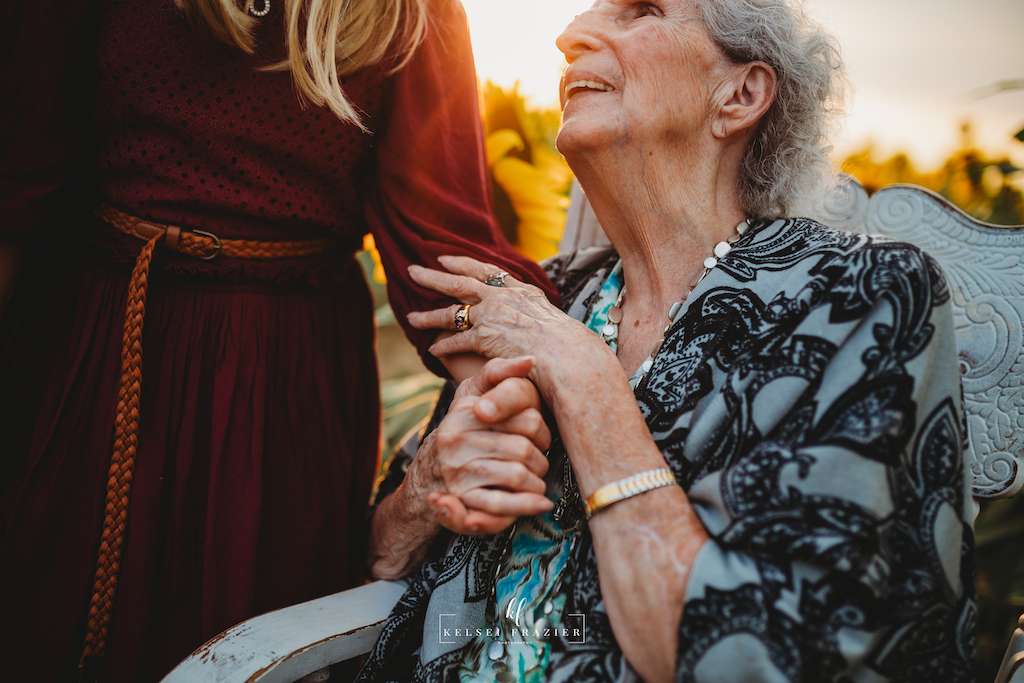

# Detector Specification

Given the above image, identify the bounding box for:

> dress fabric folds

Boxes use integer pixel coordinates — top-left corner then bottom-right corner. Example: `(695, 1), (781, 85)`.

(0, 243), (380, 682)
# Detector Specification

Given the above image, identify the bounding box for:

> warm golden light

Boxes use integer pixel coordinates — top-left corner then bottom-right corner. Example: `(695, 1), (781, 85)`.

(461, 0), (579, 108)
(461, 0), (1024, 171)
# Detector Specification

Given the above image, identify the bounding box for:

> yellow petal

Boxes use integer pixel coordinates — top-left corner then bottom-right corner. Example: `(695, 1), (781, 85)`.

(486, 129), (525, 167)
(362, 233), (387, 284)
(515, 228), (560, 261)
(492, 157), (568, 256)
(532, 145), (574, 191)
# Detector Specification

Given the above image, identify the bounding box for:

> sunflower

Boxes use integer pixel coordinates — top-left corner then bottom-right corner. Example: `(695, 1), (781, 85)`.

(483, 81), (573, 261)
(487, 128), (571, 261)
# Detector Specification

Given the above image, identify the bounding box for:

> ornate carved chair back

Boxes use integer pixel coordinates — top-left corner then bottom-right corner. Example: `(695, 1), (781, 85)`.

(559, 175), (1024, 505)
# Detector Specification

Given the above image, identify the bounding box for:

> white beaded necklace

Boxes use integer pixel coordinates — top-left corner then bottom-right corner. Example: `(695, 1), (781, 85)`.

(601, 219), (751, 377)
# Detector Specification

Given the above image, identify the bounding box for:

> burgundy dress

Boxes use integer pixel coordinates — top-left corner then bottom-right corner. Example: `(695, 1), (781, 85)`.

(0, 1), (556, 681)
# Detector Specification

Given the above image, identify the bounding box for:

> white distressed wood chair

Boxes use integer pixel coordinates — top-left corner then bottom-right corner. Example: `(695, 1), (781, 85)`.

(162, 176), (1024, 683)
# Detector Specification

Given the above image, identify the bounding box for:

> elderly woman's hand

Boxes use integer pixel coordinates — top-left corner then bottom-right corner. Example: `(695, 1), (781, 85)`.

(406, 256), (616, 406)
(407, 256), (603, 369)
(410, 356), (554, 535)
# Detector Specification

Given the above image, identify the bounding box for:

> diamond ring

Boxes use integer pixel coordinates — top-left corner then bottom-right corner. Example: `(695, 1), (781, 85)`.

(484, 271), (509, 287)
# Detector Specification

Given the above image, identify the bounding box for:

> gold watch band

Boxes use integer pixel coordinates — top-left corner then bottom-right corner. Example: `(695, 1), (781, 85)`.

(583, 467), (677, 519)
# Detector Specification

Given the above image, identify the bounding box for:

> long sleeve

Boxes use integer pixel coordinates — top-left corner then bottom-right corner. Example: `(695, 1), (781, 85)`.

(0, 0), (96, 239)
(363, 0), (559, 376)
(663, 235), (974, 682)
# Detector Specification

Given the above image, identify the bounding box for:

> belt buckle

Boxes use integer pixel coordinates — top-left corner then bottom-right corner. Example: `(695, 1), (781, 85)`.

(192, 229), (222, 260)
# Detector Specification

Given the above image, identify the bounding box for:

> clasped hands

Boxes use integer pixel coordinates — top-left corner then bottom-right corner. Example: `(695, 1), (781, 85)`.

(408, 356), (554, 535)
(403, 255), (606, 535)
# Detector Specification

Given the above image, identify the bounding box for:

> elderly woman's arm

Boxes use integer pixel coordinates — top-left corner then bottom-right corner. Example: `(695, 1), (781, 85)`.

(430, 318), (710, 683)
(543, 356), (710, 683)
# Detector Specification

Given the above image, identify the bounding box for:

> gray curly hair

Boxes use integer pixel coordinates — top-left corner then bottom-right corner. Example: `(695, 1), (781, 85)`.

(695, 0), (846, 218)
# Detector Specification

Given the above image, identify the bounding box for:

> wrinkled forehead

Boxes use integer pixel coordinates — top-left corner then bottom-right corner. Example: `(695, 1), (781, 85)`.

(583, 0), (699, 11)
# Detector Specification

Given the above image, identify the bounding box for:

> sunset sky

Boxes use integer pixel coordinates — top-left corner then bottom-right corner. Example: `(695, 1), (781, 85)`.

(460, 0), (1024, 171)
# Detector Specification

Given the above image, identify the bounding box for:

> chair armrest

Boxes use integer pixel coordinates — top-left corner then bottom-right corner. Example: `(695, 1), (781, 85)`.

(161, 580), (407, 683)
(995, 614), (1024, 683)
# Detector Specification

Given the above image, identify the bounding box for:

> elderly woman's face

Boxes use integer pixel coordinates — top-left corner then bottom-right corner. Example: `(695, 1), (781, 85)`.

(556, 0), (728, 158)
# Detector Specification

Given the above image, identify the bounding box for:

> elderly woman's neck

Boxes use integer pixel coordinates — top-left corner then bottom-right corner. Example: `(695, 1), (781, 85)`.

(572, 154), (747, 304)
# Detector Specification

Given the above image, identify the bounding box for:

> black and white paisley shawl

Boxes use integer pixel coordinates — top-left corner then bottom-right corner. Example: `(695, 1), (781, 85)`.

(357, 217), (976, 683)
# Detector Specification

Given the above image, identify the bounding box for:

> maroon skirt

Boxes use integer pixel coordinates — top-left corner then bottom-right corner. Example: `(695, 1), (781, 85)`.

(0, 225), (380, 682)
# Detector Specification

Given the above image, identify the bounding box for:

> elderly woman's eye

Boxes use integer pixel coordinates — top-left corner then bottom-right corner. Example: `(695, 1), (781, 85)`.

(635, 2), (662, 17)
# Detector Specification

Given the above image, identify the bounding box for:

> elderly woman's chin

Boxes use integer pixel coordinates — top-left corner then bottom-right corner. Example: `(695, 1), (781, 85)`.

(555, 114), (620, 163)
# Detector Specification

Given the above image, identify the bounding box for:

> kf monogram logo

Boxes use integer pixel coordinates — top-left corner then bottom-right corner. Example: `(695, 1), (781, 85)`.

(504, 596), (527, 628)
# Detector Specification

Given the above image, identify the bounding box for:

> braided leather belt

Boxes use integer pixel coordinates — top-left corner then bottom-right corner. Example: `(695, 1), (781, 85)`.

(79, 204), (343, 681)
(94, 202), (342, 260)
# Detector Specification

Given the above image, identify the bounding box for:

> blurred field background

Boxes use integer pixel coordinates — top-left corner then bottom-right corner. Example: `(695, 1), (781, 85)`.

(367, 1), (1024, 676)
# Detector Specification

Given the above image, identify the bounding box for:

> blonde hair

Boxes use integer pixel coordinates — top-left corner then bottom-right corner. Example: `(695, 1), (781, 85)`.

(174, 0), (432, 130)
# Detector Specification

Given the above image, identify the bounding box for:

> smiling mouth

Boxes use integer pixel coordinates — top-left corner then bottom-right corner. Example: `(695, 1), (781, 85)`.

(564, 80), (613, 100)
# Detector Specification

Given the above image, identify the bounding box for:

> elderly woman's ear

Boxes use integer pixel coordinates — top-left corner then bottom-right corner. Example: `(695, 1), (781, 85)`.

(711, 61), (777, 140)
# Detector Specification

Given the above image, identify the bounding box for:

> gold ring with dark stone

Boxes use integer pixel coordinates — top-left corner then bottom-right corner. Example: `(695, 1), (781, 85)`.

(454, 303), (472, 332)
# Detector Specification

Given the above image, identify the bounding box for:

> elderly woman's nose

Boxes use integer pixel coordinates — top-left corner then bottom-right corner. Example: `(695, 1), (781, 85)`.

(556, 12), (599, 61)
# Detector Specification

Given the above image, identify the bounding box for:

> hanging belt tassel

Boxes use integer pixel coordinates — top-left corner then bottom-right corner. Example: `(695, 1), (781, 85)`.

(80, 232), (160, 675)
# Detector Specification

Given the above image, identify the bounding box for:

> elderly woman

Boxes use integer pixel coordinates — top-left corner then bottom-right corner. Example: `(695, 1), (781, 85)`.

(361, 0), (976, 681)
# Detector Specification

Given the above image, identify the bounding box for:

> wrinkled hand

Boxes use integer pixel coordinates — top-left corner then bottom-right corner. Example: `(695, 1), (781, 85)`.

(413, 356), (554, 535)
(406, 255), (598, 374)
